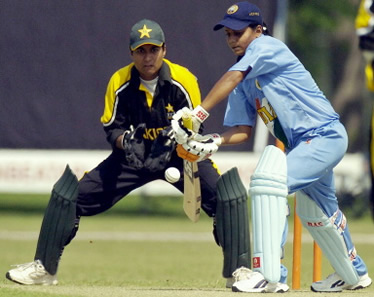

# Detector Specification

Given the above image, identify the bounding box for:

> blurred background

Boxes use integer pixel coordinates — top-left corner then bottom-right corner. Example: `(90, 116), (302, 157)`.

(0, 0), (372, 217)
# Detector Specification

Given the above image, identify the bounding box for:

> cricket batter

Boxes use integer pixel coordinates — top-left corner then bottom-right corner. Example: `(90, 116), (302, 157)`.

(6, 19), (250, 287)
(172, 1), (372, 293)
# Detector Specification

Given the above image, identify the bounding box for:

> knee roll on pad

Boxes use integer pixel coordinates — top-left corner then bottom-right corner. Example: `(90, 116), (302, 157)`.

(250, 145), (288, 283)
(216, 167), (251, 278)
(34, 165), (79, 275)
(296, 191), (359, 285)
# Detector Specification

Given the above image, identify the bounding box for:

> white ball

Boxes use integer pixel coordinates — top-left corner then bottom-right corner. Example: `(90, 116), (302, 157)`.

(165, 167), (181, 183)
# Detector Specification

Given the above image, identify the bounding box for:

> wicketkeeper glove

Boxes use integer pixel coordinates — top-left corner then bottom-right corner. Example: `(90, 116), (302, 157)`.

(176, 133), (221, 162)
(122, 123), (146, 169)
(171, 105), (210, 144)
(144, 126), (176, 172)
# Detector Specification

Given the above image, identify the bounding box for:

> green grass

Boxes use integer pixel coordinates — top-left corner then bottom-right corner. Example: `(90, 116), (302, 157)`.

(0, 193), (373, 297)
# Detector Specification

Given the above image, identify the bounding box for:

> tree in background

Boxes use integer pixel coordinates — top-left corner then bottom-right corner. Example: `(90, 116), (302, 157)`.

(288, 0), (368, 153)
(286, 0), (371, 217)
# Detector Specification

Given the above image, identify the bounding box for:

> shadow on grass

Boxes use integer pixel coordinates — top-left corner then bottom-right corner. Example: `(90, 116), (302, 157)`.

(0, 193), (189, 218)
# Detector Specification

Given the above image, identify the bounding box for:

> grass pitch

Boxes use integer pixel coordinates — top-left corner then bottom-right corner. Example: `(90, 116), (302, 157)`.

(0, 193), (373, 297)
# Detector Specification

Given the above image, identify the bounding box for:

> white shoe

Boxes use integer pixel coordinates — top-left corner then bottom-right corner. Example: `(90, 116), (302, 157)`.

(231, 267), (289, 293)
(6, 260), (58, 285)
(264, 282), (290, 293)
(226, 266), (253, 288)
(311, 272), (372, 292)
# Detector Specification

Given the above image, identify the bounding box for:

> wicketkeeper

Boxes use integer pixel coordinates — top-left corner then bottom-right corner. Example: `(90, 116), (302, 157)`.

(6, 19), (250, 287)
(356, 0), (374, 220)
(172, 1), (372, 293)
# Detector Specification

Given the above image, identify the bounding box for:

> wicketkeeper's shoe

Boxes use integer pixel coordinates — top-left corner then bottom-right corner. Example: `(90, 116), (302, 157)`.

(226, 266), (253, 288)
(231, 267), (289, 293)
(6, 260), (58, 285)
(311, 272), (372, 292)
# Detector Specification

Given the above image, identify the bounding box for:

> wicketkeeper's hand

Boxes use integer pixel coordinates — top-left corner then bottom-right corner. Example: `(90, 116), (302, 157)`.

(171, 105), (210, 144)
(122, 123), (146, 169)
(176, 133), (221, 162)
(144, 126), (176, 172)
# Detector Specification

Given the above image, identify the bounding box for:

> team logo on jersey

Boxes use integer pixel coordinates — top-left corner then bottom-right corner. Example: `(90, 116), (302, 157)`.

(255, 97), (289, 148)
(227, 4), (239, 14)
(144, 127), (167, 141)
(165, 103), (175, 119)
(256, 97), (276, 126)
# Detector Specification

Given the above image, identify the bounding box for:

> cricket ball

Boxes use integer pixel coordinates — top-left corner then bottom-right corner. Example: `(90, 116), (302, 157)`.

(165, 167), (181, 183)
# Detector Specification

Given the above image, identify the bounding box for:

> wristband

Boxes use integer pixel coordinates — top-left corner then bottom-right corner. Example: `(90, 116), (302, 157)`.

(193, 105), (209, 123)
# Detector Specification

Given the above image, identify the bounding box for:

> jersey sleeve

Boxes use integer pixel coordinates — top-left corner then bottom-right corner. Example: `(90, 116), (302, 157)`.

(229, 36), (294, 79)
(100, 65), (132, 147)
(223, 83), (256, 127)
(356, 0), (374, 36)
(176, 68), (201, 109)
(164, 59), (201, 109)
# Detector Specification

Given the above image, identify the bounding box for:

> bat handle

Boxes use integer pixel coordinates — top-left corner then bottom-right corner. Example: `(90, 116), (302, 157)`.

(182, 113), (193, 130)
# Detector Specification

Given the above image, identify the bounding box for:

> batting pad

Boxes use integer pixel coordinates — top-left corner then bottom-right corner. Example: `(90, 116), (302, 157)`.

(296, 191), (359, 285)
(216, 167), (251, 278)
(34, 165), (79, 275)
(250, 145), (288, 283)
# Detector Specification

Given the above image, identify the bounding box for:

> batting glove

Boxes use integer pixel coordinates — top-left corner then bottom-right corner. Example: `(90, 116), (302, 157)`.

(176, 144), (200, 162)
(177, 133), (221, 162)
(171, 105), (210, 144)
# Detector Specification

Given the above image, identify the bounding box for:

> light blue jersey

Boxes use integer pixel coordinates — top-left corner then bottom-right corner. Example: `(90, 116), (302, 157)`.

(223, 34), (367, 277)
(224, 35), (339, 149)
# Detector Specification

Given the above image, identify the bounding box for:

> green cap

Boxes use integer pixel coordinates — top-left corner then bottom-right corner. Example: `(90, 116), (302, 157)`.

(130, 19), (165, 51)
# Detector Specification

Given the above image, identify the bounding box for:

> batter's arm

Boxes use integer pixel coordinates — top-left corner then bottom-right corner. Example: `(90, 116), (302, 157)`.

(201, 70), (246, 112)
(220, 125), (252, 146)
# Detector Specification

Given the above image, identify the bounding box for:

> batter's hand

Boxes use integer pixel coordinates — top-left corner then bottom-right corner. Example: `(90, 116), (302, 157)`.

(176, 144), (200, 162)
(171, 105), (210, 144)
(176, 133), (221, 162)
(171, 108), (194, 144)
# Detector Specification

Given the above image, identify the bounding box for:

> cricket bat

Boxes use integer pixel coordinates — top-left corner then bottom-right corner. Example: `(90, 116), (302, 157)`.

(182, 112), (201, 222)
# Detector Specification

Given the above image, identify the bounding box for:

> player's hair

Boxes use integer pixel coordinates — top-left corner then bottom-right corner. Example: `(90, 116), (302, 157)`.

(249, 22), (271, 36)
(262, 22), (271, 36)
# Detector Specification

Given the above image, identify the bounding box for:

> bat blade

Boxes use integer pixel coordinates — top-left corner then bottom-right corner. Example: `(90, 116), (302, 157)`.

(182, 112), (201, 222)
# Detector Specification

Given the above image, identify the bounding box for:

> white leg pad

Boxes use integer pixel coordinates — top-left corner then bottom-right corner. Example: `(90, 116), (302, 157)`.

(296, 191), (359, 285)
(250, 145), (288, 283)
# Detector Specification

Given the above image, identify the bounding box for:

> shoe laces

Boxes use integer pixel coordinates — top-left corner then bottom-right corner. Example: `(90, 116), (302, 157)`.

(12, 260), (45, 272)
(232, 267), (253, 282)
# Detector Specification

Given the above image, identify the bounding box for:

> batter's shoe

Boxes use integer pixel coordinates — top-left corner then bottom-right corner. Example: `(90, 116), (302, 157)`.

(311, 272), (372, 292)
(231, 267), (289, 293)
(6, 260), (58, 285)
